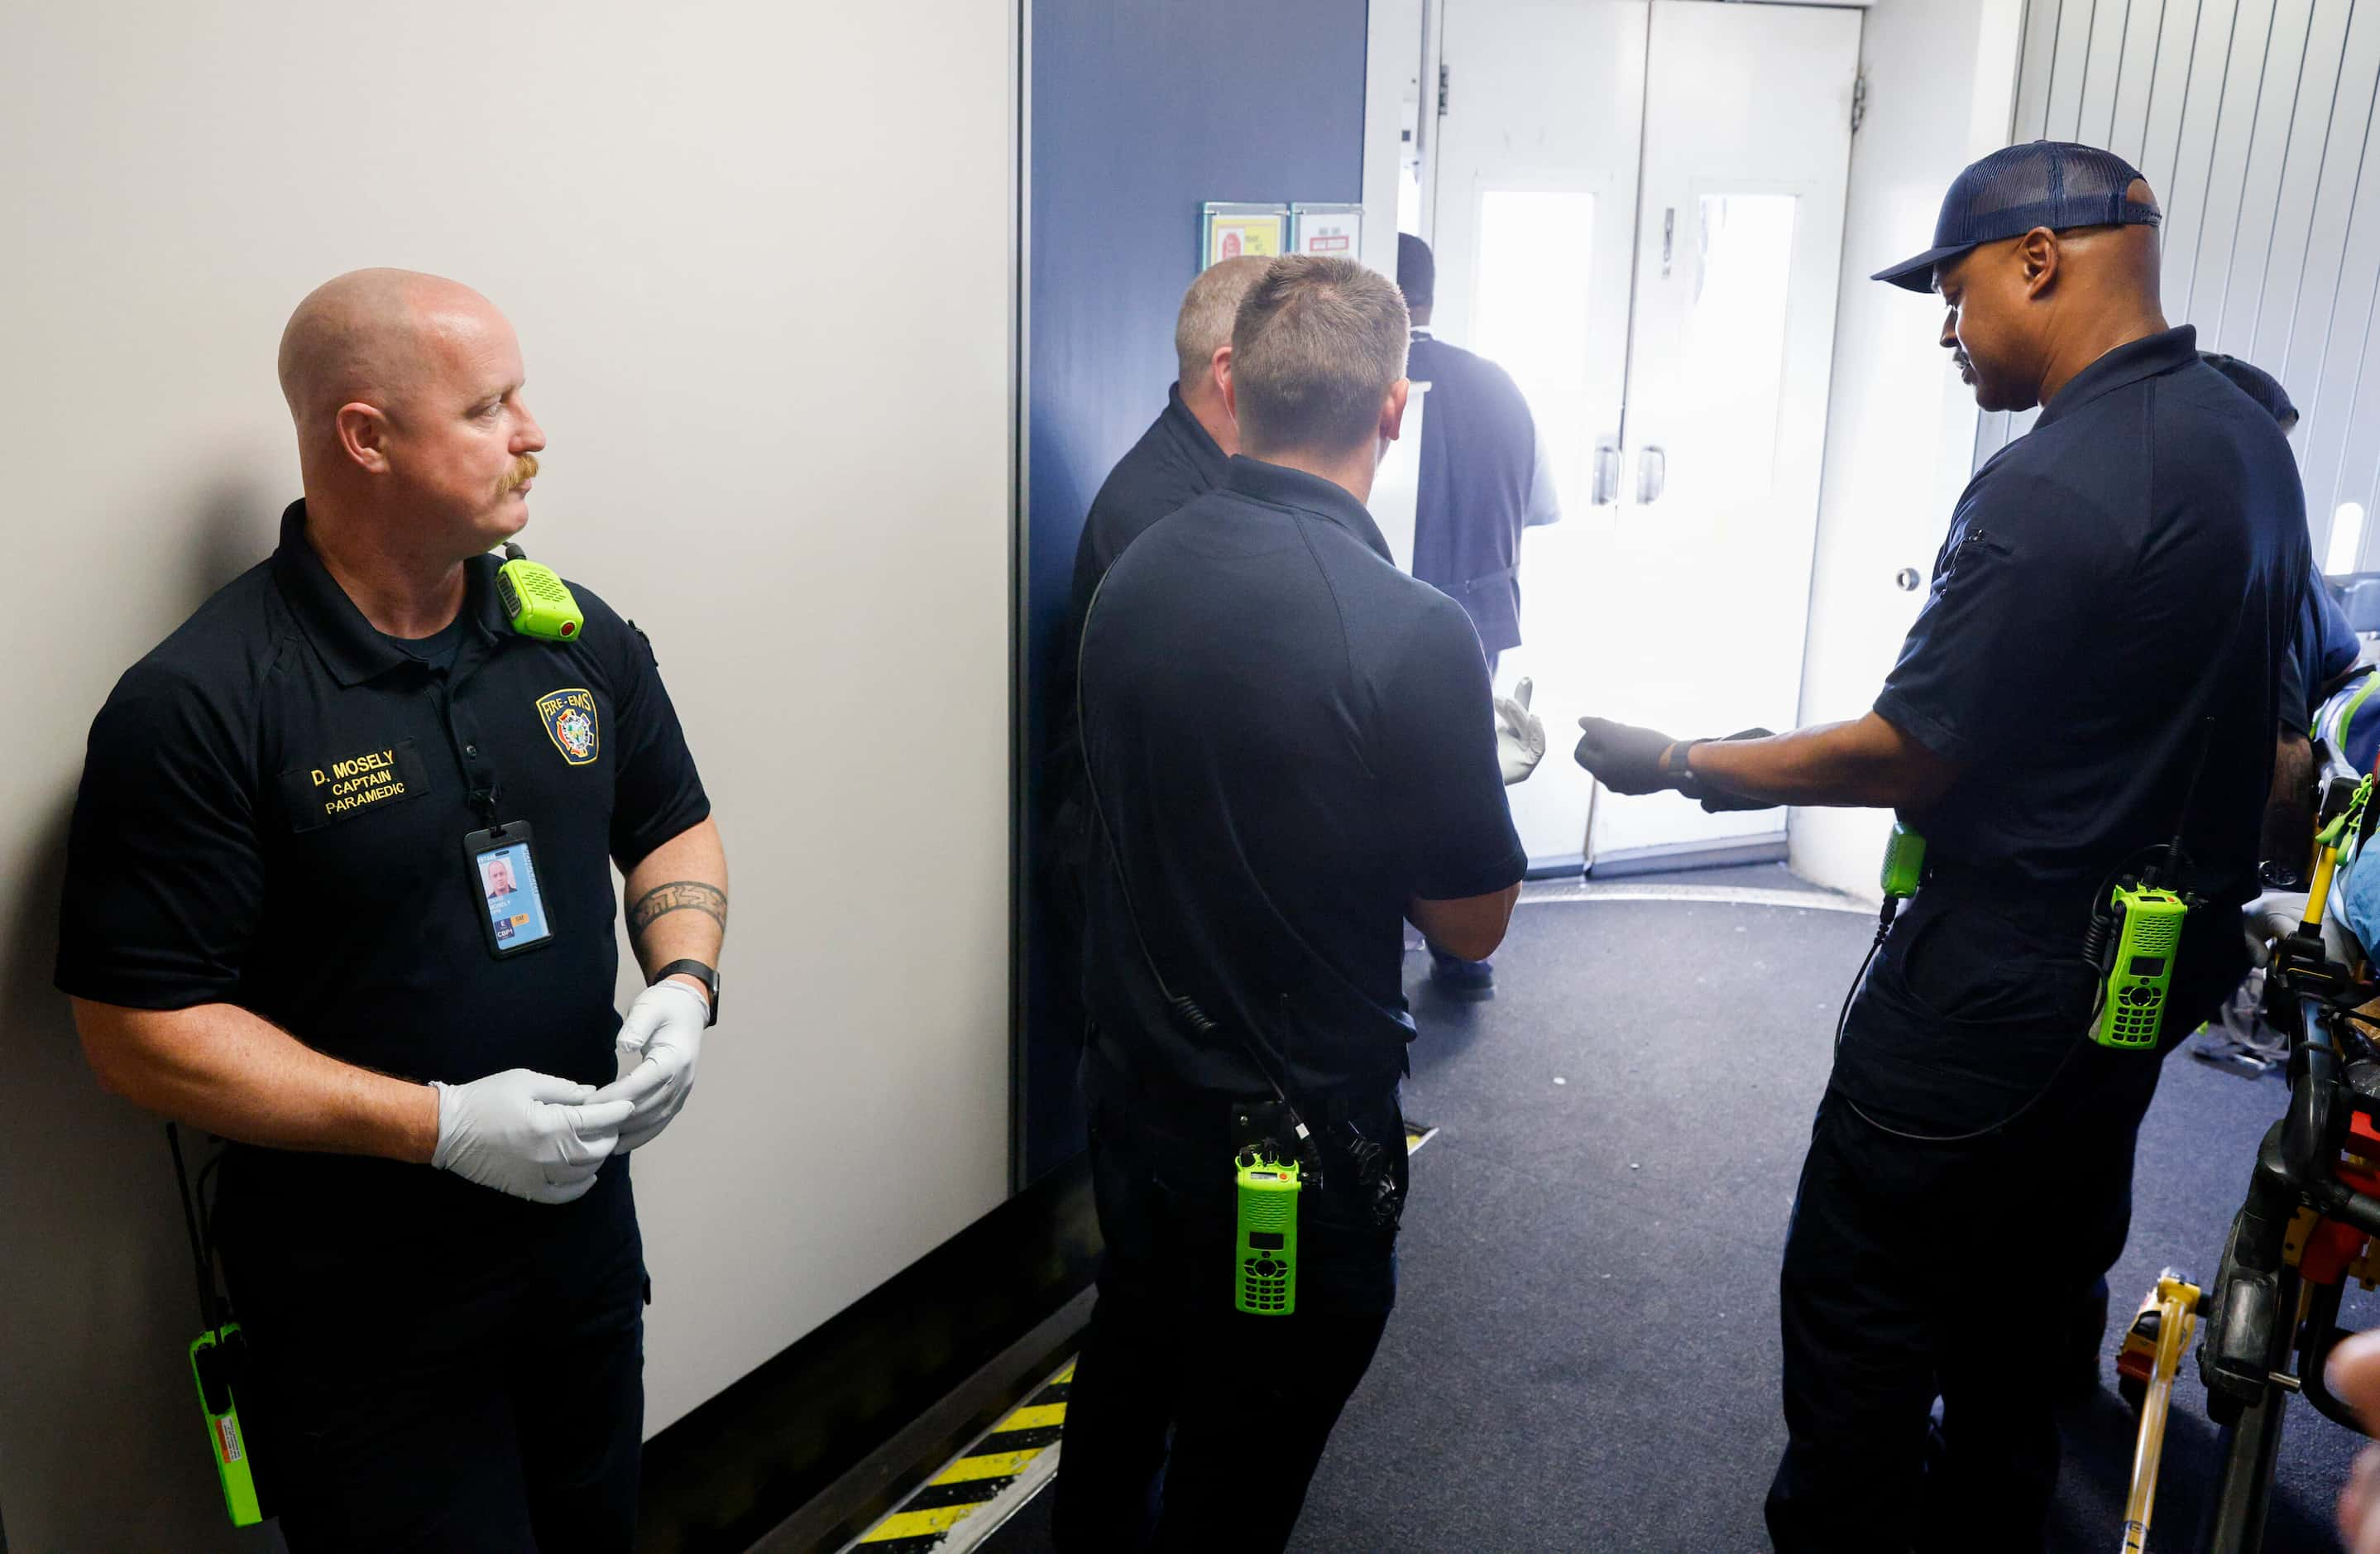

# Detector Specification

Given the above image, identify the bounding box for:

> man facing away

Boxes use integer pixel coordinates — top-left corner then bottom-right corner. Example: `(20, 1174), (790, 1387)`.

(1053, 254), (1541, 1552)
(1396, 232), (1560, 1000)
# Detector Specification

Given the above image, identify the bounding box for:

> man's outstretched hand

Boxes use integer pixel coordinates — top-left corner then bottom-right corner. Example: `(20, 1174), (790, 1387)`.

(1572, 717), (1679, 795)
(1573, 718), (1778, 809)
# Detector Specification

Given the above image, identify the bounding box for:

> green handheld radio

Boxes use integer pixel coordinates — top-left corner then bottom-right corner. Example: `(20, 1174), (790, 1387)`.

(2093, 884), (2191, 1050)
(189, 1326), (264, 1527)
(2087, 716), (2217, 1052)
(1235, 1150), (1300, 1317)
(497, 543), (585, 641)
(170, 1124), (266, 1527)
(1880, 823), (1927, 899)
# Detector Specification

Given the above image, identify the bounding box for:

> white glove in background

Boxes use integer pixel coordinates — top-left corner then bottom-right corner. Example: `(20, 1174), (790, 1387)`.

(430, 1069), (635, 1205)
(2243, 889), (2358, 968)
(1496, 677), (1546, 787)
(2244, 890), (2308, 965)
(597, 979), (710, 1152)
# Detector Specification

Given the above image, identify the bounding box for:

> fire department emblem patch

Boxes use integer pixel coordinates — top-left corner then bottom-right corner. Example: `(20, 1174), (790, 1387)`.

(536, 688), (601, 765)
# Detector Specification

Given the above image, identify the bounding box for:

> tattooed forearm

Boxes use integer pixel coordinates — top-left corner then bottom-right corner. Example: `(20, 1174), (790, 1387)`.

(628, 880), (729, 941)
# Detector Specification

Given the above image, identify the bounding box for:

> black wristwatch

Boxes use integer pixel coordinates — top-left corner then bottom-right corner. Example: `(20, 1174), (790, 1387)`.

(1661, 740), (1706, 800)
(651, 959), (721, 1027)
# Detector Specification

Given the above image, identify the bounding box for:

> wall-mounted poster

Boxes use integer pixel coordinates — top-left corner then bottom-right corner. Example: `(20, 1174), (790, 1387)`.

(1201, 203), (1289, 269)
(1291, 203), (1363, 261)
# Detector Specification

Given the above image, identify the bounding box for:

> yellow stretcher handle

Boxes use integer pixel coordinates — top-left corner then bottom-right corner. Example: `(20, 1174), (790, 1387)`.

(2306, 840), (2342, 933)
(2305, 775), (2370, 933)
(2120, 1276), (2200, 1552)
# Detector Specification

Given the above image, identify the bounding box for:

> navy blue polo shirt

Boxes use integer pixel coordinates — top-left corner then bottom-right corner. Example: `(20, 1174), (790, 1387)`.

(1046, 387), (1233, 890)
(1077, 456), (1526, 1101)
(1409, 331), (1542, 655)
(1051, 383), (1230, 801)
(1067, 384), (1231, 623)
(2282, 572), (2361, 734)
(57, 501), (710, 1226)
(1844, 328), (2306, 1130)
(1875, 326), (2306, 903)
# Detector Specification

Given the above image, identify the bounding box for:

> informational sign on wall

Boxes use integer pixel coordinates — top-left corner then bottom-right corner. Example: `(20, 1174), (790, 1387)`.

(1290, 203), (1364, 261)
(1201, 202), (1288, 268)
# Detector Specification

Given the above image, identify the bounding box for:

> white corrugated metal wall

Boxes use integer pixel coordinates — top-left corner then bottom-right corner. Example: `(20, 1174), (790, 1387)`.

(1979, 0), (2380, 565)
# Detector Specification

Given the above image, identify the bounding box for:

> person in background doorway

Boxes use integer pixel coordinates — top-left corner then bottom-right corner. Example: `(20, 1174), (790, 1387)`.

(56, 269), (725, 1551)
(1571, 143), (2304, 1552)
(2200, 351), (2363, 887)
(1396, 232), (1561, 999)
(2193, 353), (2367, 1083)
(1054, 256), (1543, 1553)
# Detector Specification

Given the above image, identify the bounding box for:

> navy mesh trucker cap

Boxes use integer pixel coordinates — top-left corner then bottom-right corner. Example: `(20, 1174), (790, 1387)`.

(1873, 140), (2162, 292)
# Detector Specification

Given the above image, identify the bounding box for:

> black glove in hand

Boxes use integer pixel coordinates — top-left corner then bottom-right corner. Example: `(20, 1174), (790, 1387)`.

(1693, 727), (1780, 812)
(1573, 717), (1683, 795)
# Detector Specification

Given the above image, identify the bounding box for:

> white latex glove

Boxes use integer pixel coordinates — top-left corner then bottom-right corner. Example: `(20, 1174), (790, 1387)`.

(430, 1069), (635, 1205)
(596, 980), (709, 1152)
(1496, 677), (1546, 786)
(2243, 889), (2358, 968)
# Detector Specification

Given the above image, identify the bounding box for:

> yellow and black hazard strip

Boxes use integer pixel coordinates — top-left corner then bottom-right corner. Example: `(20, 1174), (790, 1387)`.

(850, 1363), (1074, 1553)
(852, 1128), (1433, 1552)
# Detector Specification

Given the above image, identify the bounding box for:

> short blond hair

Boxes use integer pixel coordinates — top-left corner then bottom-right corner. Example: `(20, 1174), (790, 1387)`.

(1175, 256), (1271, 384)
(1229, 257), (1409, 454)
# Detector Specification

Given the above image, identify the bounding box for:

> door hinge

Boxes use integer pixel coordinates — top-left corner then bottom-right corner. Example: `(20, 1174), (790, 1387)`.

(1851, 72), (1868, 134)
(1438, 62), (1451, 118)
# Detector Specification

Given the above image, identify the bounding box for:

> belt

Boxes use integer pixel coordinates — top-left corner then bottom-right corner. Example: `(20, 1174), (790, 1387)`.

(1083, 1027), (1398, 1148)
(1458, 564), (1520, 593)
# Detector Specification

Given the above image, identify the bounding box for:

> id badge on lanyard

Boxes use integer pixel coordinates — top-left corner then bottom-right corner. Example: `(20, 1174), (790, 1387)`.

(463, 820), (555, 958)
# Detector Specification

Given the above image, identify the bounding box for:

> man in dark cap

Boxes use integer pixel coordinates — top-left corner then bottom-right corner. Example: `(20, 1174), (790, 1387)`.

(1573, 141), (2307, 1550)
(1396, 232), (1559, 999)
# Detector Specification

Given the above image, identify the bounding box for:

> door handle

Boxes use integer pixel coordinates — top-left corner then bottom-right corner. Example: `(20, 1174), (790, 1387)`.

(1591, 439), (1621, 506)
(1635, 444), (1666, 506)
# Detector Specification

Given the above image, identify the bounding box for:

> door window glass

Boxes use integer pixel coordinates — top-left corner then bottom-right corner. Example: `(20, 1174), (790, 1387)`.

(1473, 188), (1596, 508)
(1674, 194), (1798, 521)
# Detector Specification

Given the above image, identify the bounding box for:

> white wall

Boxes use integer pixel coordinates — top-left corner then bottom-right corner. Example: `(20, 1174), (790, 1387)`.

(1363, 0), (1428, 278)
(0, 3), (1016, 1546)
(1791, 0), (2027, 897)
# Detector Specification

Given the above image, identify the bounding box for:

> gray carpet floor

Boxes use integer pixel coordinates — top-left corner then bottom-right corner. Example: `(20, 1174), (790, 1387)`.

(984, 865), (2368, 1552)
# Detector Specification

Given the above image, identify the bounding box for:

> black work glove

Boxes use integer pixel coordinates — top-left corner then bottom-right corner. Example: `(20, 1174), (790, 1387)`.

(1694, 727), (1780, 812)
(1575, 718), (1781, 805)
(1573, 717), (1682, 794)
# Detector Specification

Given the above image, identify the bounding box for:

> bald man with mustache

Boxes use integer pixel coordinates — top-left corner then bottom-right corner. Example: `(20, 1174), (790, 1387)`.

(1574, 143), (2307, 1550)
(57, 270), (725, 1549)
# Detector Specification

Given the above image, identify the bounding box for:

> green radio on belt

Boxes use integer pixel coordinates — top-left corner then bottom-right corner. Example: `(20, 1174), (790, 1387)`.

(1235, 1150), (1300, 1317)
(1880, 823), (1927, 899)
(189, 1325), (264, 1527)
(170, 1124), (269, 1527)
(2082, 717), (2218, 1053)
(2094, 884), (2191, 1050)
(497, 543), (585, 641)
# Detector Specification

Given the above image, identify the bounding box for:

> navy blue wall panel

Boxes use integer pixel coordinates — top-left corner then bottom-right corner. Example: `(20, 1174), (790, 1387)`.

(1020, 0), (1370, 1182)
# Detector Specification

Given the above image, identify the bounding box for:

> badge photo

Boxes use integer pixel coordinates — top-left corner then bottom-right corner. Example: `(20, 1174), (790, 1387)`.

(536, 687), (601, 766)
(464, 822), (554, 958)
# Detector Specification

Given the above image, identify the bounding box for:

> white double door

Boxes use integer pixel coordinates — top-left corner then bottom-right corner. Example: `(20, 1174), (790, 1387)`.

(1425, 0), (1860, 871)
